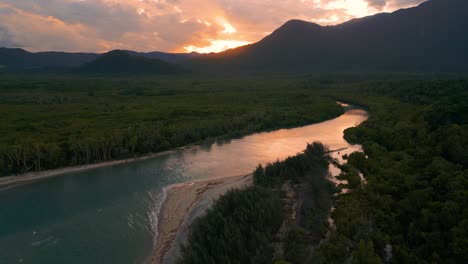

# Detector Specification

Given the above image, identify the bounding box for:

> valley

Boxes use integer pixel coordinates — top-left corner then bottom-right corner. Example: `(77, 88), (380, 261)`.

(1, 0), (467, 263)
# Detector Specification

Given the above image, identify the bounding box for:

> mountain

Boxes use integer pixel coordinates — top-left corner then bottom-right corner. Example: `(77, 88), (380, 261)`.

(0, 48), (98, 71)
(125, 51), (201, 64)
(76, 50), (185, 75)
(2, 0), (466, 74)
(188, 0), (468, 73)
(0, 48), (199, 71)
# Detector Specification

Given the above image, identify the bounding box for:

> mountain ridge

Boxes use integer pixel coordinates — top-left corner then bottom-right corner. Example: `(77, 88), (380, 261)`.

(76, 50), (185, 75)
(2, 0), (467, 74)
(0, 47), (198, 71)
(187, 0), (468, 73)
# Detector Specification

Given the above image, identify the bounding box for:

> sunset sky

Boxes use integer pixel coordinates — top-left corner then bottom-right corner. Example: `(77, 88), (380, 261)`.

(0, 0), (426, 53)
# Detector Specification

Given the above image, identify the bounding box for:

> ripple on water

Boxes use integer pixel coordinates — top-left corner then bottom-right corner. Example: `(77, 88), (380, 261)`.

(0, 104), (368, 264)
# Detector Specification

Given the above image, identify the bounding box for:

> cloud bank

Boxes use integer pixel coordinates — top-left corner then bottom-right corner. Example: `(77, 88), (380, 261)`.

(0, 0), (426, 53)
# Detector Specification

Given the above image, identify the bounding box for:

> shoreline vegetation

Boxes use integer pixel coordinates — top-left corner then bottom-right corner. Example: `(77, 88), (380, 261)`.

(0, 146), (196, 191)
(150, 105), (366, 264)
(150, 174), (253, 264)
(154, 79), (468, 264)
(175, 142), (337, 264)
(314, 80), (468, 263)
(0, 104), (346, 191)
(0, 75), (344, 179)
(1, 76), (467, 263)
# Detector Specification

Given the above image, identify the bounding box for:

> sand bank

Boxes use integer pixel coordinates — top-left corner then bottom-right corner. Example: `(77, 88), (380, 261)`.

(0, 146), (196, 191)
(150, 174), (253, 264)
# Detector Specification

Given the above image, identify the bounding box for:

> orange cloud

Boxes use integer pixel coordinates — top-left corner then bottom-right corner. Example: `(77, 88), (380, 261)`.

(0, 0), (427, 53)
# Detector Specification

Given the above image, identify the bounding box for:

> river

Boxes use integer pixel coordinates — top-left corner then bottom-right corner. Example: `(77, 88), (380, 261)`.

(0, 103), (368, 264)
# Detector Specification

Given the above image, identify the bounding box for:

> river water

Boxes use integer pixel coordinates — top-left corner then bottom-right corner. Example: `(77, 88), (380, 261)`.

(0, 104), (368, 264)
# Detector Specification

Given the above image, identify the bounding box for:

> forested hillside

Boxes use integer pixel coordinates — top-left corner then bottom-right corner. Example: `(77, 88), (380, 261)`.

(0, 48), (199, 72)
(3, 1), (468, 75)
(0, 48), (98, 71)
(76, 50), (185, 75)
(188, 0), (468, 73)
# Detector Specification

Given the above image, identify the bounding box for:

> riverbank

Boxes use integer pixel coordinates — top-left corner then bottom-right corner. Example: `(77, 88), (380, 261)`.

(0, 102), (350, 191)
(150, 174), (253, 264)
(0, 146), (197, 191)
(0, 103), (368, 264)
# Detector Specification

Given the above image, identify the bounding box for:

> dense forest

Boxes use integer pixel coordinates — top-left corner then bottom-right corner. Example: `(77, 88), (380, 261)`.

(0, 75), (343, 176)
(179, 142), (334, 264)
(311, 79), (468, 263)
(1, 74), (467, 263)
(179, 78), (468, 264)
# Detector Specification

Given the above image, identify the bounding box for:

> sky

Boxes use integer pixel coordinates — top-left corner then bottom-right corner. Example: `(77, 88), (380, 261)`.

(0, 0), (426, 54)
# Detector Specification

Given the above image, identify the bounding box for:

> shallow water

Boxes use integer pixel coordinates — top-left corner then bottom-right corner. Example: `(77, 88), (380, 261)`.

(0, 104), (368, 264)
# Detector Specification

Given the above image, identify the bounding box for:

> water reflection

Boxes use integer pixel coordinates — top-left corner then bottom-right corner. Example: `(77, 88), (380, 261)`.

(0, 105), (368, 264)
(169, 106), (369, 183)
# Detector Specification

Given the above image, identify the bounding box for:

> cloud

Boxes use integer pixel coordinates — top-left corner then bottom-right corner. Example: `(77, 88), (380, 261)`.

(0, 27), (19, 47)
(0, 0), (427, 53)
(365, 0), (388, 8)
(0, 4), (107, 52)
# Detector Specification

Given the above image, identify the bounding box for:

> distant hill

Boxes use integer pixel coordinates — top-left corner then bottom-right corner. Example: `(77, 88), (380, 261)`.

(76, 50), (185, 75)
(2, 0), (467, 74)
(188, 0), (468, 73)
(0, 48), (98, 71)
(0, 48), (198, 71)
(125, 51), (201, 64)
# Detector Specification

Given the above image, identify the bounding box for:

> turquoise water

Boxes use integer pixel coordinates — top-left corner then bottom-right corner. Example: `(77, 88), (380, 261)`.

(0, 106), (368, 264)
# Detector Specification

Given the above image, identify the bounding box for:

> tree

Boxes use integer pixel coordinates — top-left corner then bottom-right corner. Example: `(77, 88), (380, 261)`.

(352, 240), (383, 264)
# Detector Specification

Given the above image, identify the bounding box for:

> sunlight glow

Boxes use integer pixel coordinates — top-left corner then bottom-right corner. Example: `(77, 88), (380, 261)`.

(222, 23), (237, 34)
(215, 16), (237, 34)
(1, 0), (426, 53)
(184, 40), (251, 53)
(324, 0), (376, 18)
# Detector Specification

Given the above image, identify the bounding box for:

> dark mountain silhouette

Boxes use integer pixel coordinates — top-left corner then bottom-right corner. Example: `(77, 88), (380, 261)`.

(0, 48), (98, 71)
(2, 0), (467, 74)
(0, 48), (198, 71)
(76, 50), (185, 75)
(188, 0), (468, 73)
(124, 51), (201, 64)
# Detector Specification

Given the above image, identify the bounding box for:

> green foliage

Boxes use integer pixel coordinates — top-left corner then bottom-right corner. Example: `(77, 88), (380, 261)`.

(3, 74), (467, 263)
(316, 79), (468, 264)
(284, 228), (309, 263)
(336, 164), (362, 189)
(274, 261), (292, 264)
(254, 142), (329, 187)
(178, 187), (283, 264)
(352, 240), (383, 264)
(0, 75), (343, 176)
(179, 142), (333, 264)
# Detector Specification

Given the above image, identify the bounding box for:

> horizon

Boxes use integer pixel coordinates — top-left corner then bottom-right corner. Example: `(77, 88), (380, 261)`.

(0, 0), (426, 54)
(1, 0), (467, 263)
